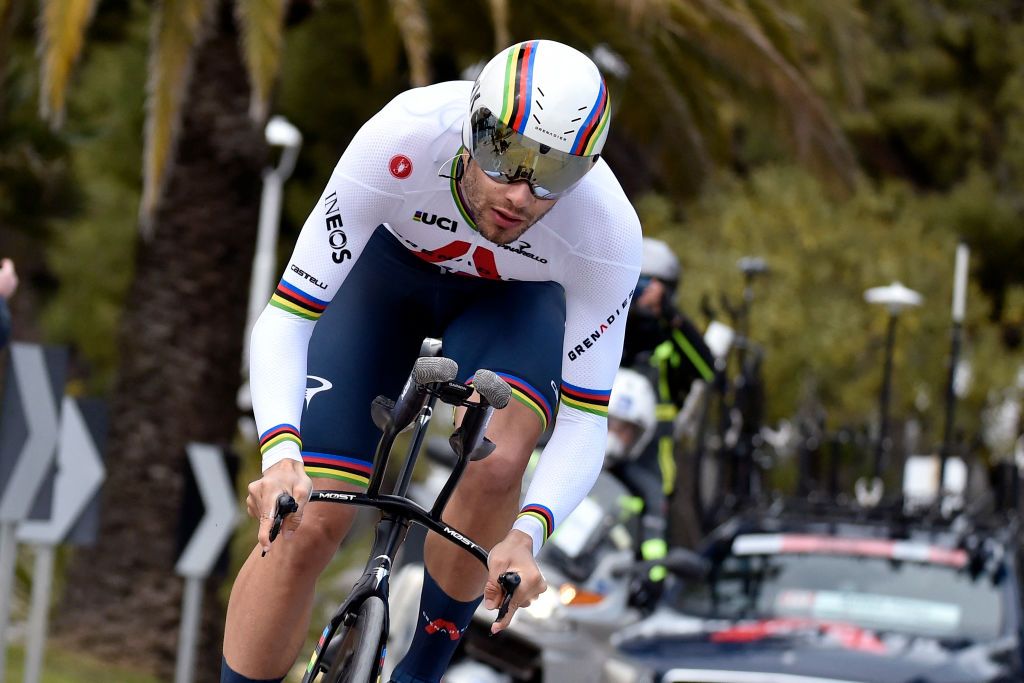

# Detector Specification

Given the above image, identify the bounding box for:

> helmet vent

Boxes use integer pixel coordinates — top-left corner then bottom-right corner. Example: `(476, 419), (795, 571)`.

(568, 106), (587, 131)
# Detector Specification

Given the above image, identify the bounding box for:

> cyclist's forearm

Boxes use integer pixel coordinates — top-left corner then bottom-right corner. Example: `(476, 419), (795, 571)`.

(250, 304), (315, 470)
(513, 405), (607, 555)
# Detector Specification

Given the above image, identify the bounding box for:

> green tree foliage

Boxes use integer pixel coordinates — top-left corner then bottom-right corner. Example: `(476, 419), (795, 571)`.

(841, 0), (1024, 319)
(640, 165), (1015, 447)
(41, 13), (146, 392)
(0, 3), (74, 308)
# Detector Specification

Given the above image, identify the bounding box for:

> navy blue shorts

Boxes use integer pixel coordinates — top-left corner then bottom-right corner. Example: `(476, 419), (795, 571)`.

(300, 227), (564, 487)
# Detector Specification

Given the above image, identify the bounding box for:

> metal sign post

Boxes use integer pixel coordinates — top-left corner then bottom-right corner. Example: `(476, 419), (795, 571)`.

(0, 344), (66, 683)
(174, 444), (240, 683)
(939, 242), (970, 488)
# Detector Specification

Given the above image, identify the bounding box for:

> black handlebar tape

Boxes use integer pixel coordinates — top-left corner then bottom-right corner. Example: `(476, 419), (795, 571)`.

(391, 357), (459, 432)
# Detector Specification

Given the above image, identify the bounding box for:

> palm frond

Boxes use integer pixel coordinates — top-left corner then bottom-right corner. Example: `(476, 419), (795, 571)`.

(37, 0), (98, 128)
(611, 0), (672, 29)
(745, 0), (802, 68)
(354, 0), (401, 86)
(235, 0), (287, 123)
(786, 0), (867, 109)
(487, 0), (510, 51)
(389, 0), (431, 86)
(140, 0), (214, 236)
(683, 0), (860, 190)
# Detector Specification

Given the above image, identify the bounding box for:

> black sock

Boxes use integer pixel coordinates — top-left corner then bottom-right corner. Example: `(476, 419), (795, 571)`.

(390, 568), (482, 683)
(220, 657), (285, 683)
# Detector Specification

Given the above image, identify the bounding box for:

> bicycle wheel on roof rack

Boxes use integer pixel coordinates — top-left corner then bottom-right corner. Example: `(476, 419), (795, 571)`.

(319, 596), (386, 683)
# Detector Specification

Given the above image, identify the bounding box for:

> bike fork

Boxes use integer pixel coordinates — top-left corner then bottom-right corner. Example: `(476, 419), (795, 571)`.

(301, 516), (406, 681)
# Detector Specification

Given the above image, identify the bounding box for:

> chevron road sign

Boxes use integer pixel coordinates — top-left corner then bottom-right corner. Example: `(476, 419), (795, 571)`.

(0, 344), (66, 522)
(18, 397), (106, 545)
(0, 344), (67, 683)
(176, 443), (240, 578)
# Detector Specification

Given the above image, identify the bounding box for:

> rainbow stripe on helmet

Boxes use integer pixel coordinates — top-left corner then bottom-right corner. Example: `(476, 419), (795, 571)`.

(570, 81), (610, 156)
(500, 41), (538, 133)
(498, 40), (609, 156)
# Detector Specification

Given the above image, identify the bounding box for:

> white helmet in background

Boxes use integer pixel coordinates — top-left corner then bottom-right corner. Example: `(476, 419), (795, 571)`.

(606, 368), (658, 463)
(641, 237), (681, 285)
(463, 40), (611, 199)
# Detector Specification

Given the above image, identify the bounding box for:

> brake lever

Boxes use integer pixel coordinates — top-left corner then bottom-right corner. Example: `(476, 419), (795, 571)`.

(262, 493), (298, 556)
(490, 571), (521, 637)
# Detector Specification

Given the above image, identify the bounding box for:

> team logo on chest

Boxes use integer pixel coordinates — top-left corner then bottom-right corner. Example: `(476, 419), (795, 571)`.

(498, 239), (548, 264)
(389, 154), (413, 179)
(413, 210), (458, 232)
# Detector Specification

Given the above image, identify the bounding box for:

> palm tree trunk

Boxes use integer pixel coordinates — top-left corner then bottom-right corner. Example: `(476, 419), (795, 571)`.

(55, 6), (264, 682)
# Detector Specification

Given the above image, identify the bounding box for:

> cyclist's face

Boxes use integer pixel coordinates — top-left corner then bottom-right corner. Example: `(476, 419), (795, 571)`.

(460, 153), (557, 245)
(634, 277), (666, 316)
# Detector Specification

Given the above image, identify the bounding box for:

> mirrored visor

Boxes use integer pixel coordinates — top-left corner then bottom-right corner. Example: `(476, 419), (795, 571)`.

(468, 109), (598, 199)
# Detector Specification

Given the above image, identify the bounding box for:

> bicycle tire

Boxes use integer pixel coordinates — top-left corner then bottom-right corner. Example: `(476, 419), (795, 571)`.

(322, 596), (386, 683)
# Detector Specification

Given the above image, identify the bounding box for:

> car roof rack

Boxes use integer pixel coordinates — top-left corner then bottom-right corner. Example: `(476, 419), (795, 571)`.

(700, 494), (1018, 582)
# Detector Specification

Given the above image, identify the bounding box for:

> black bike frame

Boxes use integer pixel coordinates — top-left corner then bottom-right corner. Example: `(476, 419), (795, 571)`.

(299, 388), (493, 682)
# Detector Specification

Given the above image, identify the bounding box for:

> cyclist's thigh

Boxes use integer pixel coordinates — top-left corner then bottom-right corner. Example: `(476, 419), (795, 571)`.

(301, 227), (433, 491)
(442, 279), (565, 434)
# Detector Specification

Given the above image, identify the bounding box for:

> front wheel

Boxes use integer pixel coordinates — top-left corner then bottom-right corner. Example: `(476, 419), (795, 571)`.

(322, 596), (386, 683)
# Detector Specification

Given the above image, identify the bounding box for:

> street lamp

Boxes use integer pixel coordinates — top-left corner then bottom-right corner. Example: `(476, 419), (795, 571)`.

(863, 281), (923, 497)
(239, 115), (302, 413)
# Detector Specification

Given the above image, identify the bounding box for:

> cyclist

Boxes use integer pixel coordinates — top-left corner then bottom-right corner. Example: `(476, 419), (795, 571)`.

(0, 258), (17, 349)
(604, 367), (669, 609)
(622, 237), (714, 545)
(223, 40), (641, 683)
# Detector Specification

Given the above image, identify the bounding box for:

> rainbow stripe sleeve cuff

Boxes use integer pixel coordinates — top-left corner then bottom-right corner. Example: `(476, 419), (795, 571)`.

(515, 503), (555, 554)
(269, 279), (328, 321)
(302, 452), (373, 489)
(559, 381), (610, 417)
(260, 424), (302, 456)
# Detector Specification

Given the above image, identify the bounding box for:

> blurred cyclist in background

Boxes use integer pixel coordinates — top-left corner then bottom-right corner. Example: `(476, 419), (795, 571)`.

(0, 258), (18, 349)
(622, 237), (714, 547)
(605, 366), (668, 609)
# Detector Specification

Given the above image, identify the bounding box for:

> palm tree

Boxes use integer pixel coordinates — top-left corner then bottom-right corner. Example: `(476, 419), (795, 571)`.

(33, 1), (289, 680)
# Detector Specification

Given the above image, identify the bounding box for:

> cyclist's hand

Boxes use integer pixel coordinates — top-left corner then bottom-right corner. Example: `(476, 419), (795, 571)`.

(246, 458), (312, 554)
(484, 530), (546, 634)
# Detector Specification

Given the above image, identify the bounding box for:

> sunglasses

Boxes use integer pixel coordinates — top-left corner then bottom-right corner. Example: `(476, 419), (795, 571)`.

(468, 109), (599, 199)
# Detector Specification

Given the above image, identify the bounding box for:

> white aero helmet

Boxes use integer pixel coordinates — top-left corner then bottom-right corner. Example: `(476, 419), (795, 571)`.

(641, 237), (681, 285)
(463, 40), (611, 199)
(606, 368), (658, 463)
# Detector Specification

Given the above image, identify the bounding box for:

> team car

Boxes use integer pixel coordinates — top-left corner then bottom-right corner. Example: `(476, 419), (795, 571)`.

(606, 498), (1024, 683)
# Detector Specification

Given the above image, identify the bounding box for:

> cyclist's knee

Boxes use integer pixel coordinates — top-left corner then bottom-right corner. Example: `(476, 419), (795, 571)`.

(272, 503), (355, 569)
(484, 400), (543, 455)
(463, 454), (529, 499)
